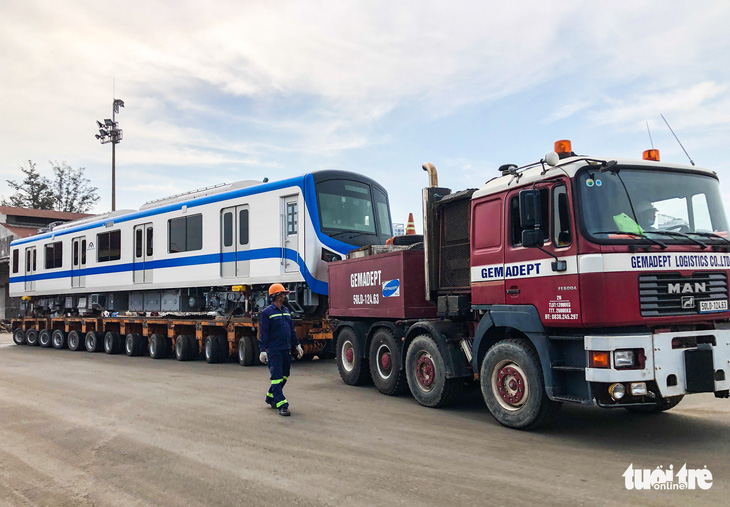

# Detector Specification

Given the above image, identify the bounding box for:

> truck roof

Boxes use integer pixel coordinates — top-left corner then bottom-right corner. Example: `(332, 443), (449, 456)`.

(472, 155), (716, 200)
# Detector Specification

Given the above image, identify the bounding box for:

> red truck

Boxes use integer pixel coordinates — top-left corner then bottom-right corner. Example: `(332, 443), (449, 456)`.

(328, 141), (730, 429)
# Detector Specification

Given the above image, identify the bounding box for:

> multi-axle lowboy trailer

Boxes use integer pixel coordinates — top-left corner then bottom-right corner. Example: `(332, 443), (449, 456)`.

(328, 142), (730, 429)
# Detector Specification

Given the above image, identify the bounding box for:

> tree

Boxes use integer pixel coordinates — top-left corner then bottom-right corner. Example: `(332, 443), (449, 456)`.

(2, 160), (100, 213)
(2, 161), (55, 210)
(49, 162), (100, 213)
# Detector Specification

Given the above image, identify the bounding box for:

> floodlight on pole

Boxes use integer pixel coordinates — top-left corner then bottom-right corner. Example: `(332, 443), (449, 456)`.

(95, 98), (124, 211)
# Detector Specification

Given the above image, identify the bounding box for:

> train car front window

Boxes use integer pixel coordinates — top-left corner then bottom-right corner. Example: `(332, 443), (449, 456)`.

(316, 180), (376, 234)
(373, 188), (392, 238)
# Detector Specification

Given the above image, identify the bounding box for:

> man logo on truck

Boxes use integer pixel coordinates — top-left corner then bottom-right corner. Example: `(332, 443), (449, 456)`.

(668, 282), (707, 294)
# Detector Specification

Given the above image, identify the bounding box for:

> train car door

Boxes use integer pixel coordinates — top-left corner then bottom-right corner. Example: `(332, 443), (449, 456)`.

(281, 195), (299, 274)
(24, 246), (36, 291)
(71, 236), (87, 288)
(133, 223), (154, 283)
(220, 205), (250, 278)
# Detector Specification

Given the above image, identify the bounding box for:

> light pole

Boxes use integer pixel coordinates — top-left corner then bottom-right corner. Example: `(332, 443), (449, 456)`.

(95, 98), (124, 211)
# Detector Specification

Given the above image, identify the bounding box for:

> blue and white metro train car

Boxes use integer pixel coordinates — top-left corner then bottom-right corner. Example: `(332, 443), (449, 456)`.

(9, 170), (393, 317)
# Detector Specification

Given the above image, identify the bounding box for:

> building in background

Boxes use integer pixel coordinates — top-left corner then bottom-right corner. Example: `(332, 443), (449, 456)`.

(392, 223), (405, 236)
(0, 206), (92, 319)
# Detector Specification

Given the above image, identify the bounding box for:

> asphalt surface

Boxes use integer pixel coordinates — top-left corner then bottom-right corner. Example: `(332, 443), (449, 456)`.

(1, 332), (728, 506)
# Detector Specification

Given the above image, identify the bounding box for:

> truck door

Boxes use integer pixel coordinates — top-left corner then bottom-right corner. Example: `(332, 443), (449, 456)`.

(24, 246), (36, 291)
(505, 181), (581, 325)
(281, 195), (299, 274)
(133, 223), (154, 284)
(470, 196), (506, 305)
(221, 205), (250, 278)
(71, 237), (86, 288)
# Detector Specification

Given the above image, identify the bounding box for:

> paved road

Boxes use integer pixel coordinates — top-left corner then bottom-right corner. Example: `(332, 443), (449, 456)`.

(0, 333), (728, 506)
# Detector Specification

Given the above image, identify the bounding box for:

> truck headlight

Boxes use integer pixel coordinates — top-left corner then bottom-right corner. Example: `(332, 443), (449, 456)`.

(614, 350), (635, 368)
(630, 382), (648, 396)
(609, 383), (626, 400)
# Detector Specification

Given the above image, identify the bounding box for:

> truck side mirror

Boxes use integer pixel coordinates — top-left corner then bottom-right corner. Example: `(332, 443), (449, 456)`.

(521, 229), (545, 248)
(519, 189), (543, 229)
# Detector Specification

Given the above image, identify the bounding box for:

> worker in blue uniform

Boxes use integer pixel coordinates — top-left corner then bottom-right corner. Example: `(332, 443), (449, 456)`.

(259, 283), (304, 416)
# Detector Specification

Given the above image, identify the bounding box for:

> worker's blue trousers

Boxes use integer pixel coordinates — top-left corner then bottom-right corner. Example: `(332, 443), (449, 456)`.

(266, 351), (291, 409)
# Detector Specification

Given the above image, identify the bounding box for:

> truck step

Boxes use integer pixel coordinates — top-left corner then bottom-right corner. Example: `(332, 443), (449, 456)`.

(551, 365), (585, 372)
(552, 395), (592, 404)
(548, 335), (584, 341)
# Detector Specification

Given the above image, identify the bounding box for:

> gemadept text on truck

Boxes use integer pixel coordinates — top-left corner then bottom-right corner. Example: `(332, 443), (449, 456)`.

(328, 140), (730, 430)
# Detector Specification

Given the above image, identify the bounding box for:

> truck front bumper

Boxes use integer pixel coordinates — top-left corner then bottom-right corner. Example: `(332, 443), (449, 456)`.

(584, 330), (730, 397)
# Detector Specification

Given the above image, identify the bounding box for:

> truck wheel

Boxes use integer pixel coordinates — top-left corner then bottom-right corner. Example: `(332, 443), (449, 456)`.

(205, 335), (222, 364)
(85, 331), (104, 352)
(624, 395), (684, 413)
(175, 335), (191, 361)
(104, 332), (122, 354)
(39, 329), (52, 348)
(480, 338), (562, 430)
(369, 328), (408, 396)
(52, 330), (67, 349)
(238, 336), (255, 366)
(12, 328), (26, 345)
(149, 334), (168, 359)
(26, 329), (40, 346)
(406, 335), (462, 407)
(125, 333), (142, 356)
(336, 327), (372, 386)
(67, 331), (83, 351)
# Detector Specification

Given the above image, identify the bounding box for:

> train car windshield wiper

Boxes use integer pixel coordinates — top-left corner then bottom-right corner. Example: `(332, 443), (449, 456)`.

(593, 231), (667, 249)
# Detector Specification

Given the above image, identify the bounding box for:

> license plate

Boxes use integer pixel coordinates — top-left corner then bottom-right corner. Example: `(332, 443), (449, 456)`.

(700, 299), (728, 313)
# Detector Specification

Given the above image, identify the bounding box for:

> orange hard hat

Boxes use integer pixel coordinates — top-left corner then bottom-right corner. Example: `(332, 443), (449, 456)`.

(268, 283), (290, 296)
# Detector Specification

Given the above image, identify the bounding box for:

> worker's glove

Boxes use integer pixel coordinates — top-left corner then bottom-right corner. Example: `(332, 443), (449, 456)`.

(296, 345), (304, 359)
(259, 351), (268, 364)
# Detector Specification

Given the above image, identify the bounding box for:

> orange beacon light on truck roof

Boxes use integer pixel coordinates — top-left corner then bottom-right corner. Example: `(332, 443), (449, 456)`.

(554, 139), (573, 155)
(643, 149), (660, 161)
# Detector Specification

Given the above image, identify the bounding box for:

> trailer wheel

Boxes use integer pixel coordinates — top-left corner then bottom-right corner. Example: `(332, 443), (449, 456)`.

(405, 335), (462, 407)
(175, 335), (192, 361)
(52, 330), (67, 349)
(480, 338), (561, 430)
(149, 334), (168, 359)
(39, 329), (52, 348)
(336, 327), (372, 386)
(104, 332), (122, 354)
(369, 328), (408, 396)
(26, 329), (41, 346)
(238, 336), (255, 366)
(68, 331), (83, 351)
(12, 328), (26, 345)
(624, 395), (684, 413)
(125, 333), (143, 356)
(85, 331), (104, 352)
(205, 335), (222, 363)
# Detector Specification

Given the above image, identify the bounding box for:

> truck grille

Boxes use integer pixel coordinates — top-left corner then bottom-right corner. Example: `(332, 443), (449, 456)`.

(639, 272), (728, 317)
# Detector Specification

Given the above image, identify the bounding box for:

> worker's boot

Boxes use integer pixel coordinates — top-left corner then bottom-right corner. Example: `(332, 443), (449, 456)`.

(278, 406), (290, 416)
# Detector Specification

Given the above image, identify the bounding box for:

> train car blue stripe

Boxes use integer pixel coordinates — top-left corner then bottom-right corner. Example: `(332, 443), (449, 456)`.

(9, 248), (329, 294)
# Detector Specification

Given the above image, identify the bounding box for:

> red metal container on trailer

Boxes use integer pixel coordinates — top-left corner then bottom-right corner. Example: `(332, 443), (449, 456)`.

(328, 249), (436, 319)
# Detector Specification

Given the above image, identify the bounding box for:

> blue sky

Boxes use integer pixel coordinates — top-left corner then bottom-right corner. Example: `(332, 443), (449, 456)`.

(1, 1), (729, 231)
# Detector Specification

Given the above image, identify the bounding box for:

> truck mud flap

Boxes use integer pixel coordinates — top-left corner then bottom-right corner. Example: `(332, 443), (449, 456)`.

(685, 345), (715, 393)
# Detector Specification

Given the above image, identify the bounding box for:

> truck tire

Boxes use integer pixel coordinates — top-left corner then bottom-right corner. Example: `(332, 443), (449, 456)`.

(369, 328), (408, 396)
(39, 329), (52, 348)
(12, 328), (25, 345)
(204, 335), (222, 363)
(68, 331), (83, 351)
(480, 338), (562, 430)
(336, 327), (372, 386)
(238, 336), (255, 366)
(85, 331), (104, 352)
(149, 333), (168, 359)
(125, 333), (144, 356)
(104, 332), (122, 354)
(26, 329), (40, 346)
(624, 395), (684, 413)
(175, 335), (192, 361)
(52, 329), (67, 349)
(405, 335), (462, 407)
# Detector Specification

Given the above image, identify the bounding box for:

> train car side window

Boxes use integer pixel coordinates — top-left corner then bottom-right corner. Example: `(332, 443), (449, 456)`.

(81, 240), (87, 264)
(32, 249), (36, 271)
(239, 209), (249, 245)
(223, 212), (233, 247)
(552, 185), (572, 247)
(287, 203), (298, 235)
(97, 231), (121, 262)
(169, 214), (203, 253)
(73, 241), (79, 265)
(146, 227), (153, 256)
(44, 242), (63, 269)
(12, 249), (18, 273)
(135, 229), (143, 258)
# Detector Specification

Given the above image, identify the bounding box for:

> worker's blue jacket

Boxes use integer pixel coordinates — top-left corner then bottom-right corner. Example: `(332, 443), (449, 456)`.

(259, 303), (300, 352)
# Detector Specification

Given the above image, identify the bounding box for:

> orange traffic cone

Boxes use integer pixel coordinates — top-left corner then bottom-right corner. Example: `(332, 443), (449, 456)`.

(406, 213), (416, 235)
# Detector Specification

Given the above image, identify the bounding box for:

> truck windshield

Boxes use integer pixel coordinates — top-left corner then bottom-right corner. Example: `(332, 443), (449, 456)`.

(577, 167), (729, 244)
(315, 179), (393, 243)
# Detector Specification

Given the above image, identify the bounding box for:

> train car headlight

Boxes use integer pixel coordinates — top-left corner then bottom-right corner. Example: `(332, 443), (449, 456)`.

(321, 249), (341, 262)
